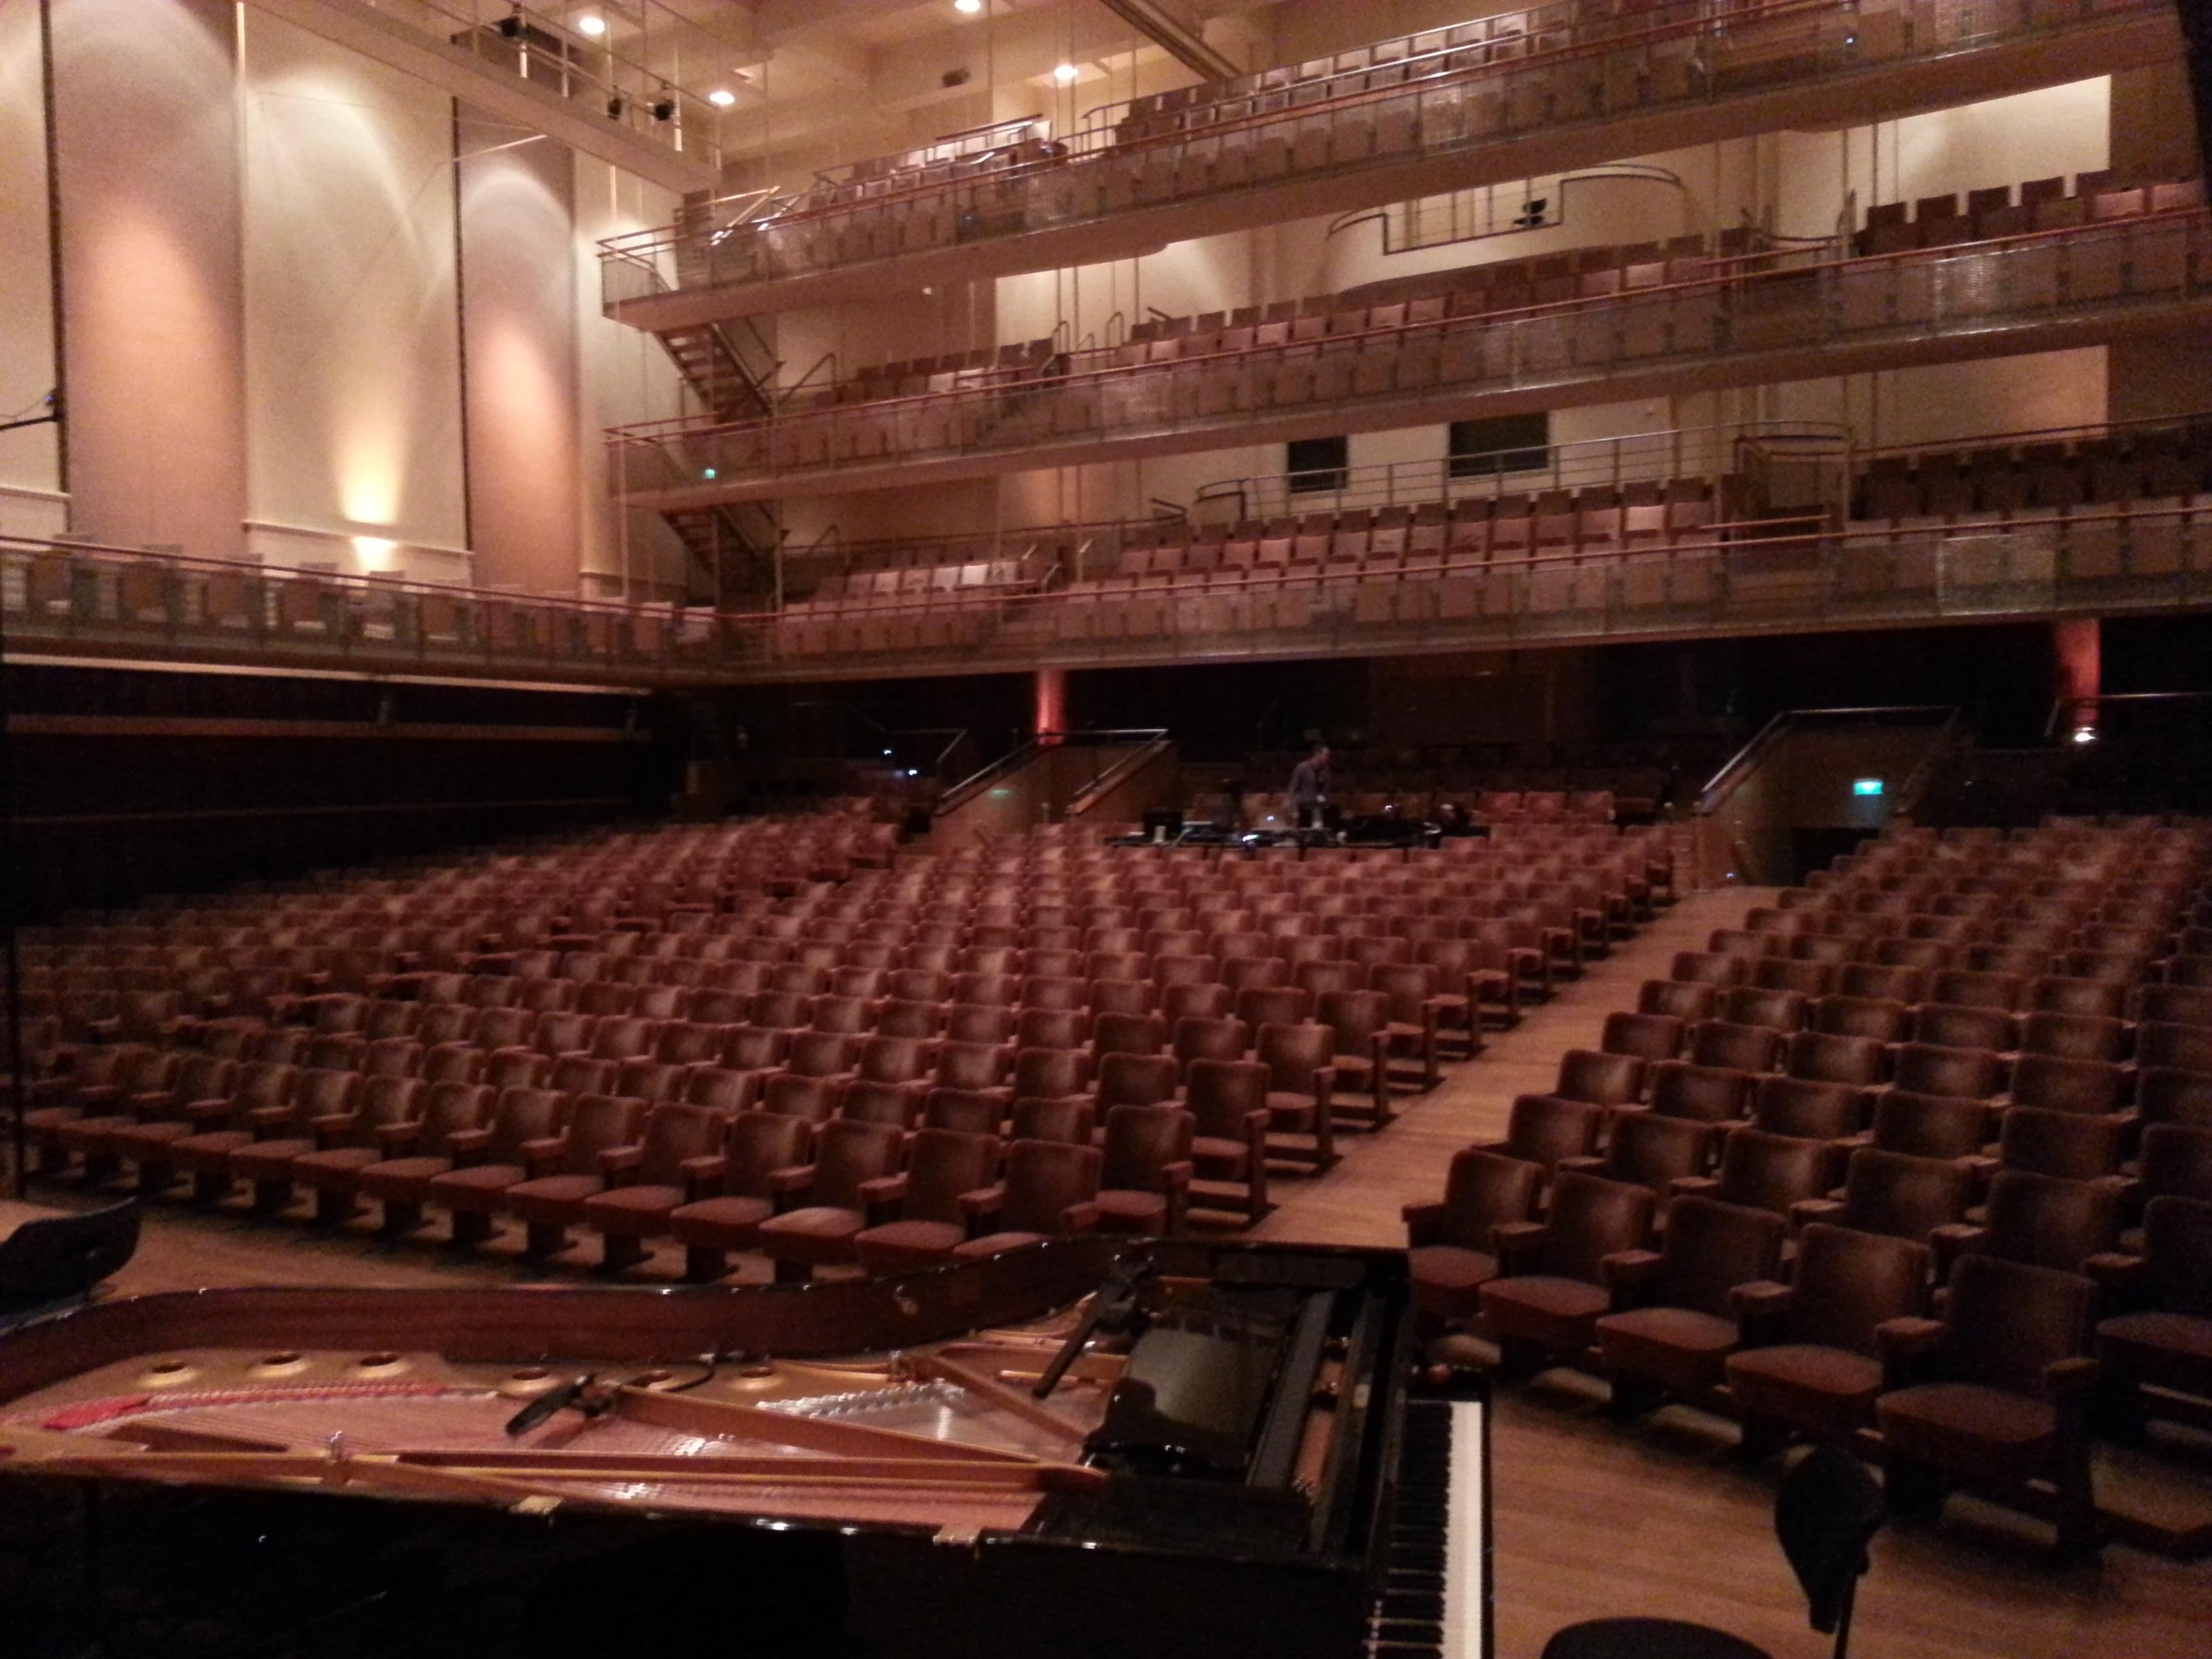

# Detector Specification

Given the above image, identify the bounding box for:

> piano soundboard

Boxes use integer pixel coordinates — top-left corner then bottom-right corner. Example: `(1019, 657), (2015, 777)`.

(0, 1240), (1491, 1659)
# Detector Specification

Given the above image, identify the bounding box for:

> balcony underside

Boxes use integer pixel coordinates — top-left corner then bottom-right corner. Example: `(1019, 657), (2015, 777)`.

(621, 241), (2212, 511)
(12, 516), (2209, 689)
(605, 7), (2179, 330)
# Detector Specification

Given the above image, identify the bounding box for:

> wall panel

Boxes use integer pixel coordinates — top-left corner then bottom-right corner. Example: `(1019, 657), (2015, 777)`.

(239, 8), (466, 580)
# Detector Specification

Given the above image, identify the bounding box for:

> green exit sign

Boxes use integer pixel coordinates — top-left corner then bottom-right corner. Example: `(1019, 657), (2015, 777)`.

(1852, 778), (1885, 797)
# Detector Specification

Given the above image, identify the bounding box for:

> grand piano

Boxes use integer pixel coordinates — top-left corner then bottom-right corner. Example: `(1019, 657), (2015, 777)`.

(0, 1240), (1488, 1659)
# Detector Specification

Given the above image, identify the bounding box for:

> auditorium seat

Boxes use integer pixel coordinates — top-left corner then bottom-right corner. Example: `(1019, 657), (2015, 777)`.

(1254, 1021), (1340, 1168)
(1479, 1172), (1657, 1378)
(2095, 1194), (2212, 1440)
(664, 1110), (817, 1282)
(1403, 1149), (1545, 1324)
(1792, 1147), (1975, 1246)
(350, 1081), (496, 1237)
(1876, 1253), (2102, 1559)
(422, 1085), (575, 1248)
(1183, 1057), (1273, 1225)
(850, 1128), (1005, 1272)
(951, 1137), (1103, 1258)
(1597, 1195), (1788, 1416)
(567, 1101), (730, 1269)
(1725, 1222), (1933, 1450)
(755, 1117), (907, 1281)
(1671, 1126), (1835, 1221)
(1092, 1105), (1196, 1235)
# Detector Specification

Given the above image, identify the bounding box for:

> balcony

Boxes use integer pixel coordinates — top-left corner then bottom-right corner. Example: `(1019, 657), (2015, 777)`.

(12, 493), (2207, 690)
(608, 203), (2212, 509)
(596, 0), (2179, 327)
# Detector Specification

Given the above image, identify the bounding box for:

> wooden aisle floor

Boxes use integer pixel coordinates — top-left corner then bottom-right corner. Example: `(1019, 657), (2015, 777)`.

(12, 885), (2209, 1657)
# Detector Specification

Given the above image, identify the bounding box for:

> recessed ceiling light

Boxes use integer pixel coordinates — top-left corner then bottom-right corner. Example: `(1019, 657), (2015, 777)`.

(708, 88), (737, 106)
(954, 0), (982, 12)
(1053, 62), (1078, 83)
(576, 13), (606, 35)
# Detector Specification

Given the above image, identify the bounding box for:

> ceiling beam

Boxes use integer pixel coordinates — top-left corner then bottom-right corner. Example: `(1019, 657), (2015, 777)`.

(1095, 0), (1238, 80)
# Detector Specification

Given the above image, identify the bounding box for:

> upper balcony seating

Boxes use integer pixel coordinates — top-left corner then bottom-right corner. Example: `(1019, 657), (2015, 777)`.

(609, 0), (2178, 325)
(624, 168), (2207, 508)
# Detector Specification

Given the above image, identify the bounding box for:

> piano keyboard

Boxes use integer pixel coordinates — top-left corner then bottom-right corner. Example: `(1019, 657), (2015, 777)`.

(1369, 1397), (1490, 1659)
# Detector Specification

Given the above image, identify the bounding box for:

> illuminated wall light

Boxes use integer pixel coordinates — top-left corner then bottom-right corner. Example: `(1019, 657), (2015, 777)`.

(1053, 62), (1079, 84)
(708, 88), (737, 107)
(954, 0), (983, 12)
(577, 14), (606, 36)
(2072, 726), (2100, 745)
(352, 535), (397, 571)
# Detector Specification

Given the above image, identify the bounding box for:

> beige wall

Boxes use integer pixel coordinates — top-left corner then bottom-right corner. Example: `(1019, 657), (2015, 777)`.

(52, 0), (247, 558)
(574, 153), (688, 596)
(239, 9), (466, 581)
(457, 108), (581, 593)
(0, 0), (62, 541)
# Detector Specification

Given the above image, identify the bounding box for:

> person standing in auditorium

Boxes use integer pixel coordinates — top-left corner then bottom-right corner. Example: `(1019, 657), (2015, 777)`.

(1286, 741), (1332, 830)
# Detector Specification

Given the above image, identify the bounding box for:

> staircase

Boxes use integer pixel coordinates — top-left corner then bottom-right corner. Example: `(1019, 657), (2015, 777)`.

(663, 499), (781, 607)
(655, 313), (782, 602)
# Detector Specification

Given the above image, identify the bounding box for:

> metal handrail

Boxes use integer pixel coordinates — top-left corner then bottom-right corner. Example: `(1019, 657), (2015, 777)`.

(937, 727), (1170, 815)
(602, 207), (2209, 462)
(1189, 420), (1851, 519)
(1066, 731), (1176, 817)
(595, 0), (2169, 300)
(4, 499), (2205, 686)
(1696, 705), (1961, 814)
(2045, 689), (2212, 739)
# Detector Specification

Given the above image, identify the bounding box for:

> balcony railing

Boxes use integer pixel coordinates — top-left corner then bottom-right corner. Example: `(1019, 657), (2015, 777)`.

(13, 497), (2205, 687)
(606, 208), (2212, 505)
(1189, 420), (1851, 523)
(596, 0), (2173, 319)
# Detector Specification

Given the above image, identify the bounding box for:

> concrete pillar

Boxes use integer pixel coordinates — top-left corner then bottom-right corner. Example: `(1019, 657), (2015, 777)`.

(457, 110), (580, 593)
(50, 0), (247, 557)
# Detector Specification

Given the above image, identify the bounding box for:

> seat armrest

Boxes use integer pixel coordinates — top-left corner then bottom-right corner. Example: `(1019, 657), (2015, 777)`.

(1601, 1248), (1665, 1308)
(245, 1103), (293, 1131)
(520, 1136), (567, 1174)
(1555, 1154), (1605, 1176)
(1062, 1200), (1101, 1236)
(1730, 1279), (1792, 1317)
(374, 1121), (422, 1151)
(1401, 1200), (1445, 1245)
(958, 1184), (1006, 1224)
(2043, 1355), (2100, 1399)
(2082, 1250), (2146, 1296)
(1668, 1174), (1720, 1199)
(1927, 1221), (1988, 1276)
(859, 1173), (908, 1208)
(1160, 1160), (1193, 1195)
(1876, 1315), (1948, 1387)
(445, 1126), (493, 1160)
(306, 1111), (354, 1144)
(598, 1144), (645, 1179)
(1788, 1197), (1844, 1228)
(766, 1162), (818, 1195)
(679, 1153), (726, 1186)
(1492, 1219), (1547, 1273)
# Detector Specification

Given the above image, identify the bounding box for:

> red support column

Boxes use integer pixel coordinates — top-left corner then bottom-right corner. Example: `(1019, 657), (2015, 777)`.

(1034, 667), (1067, 741)
(2053, 617), (2101, 737)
